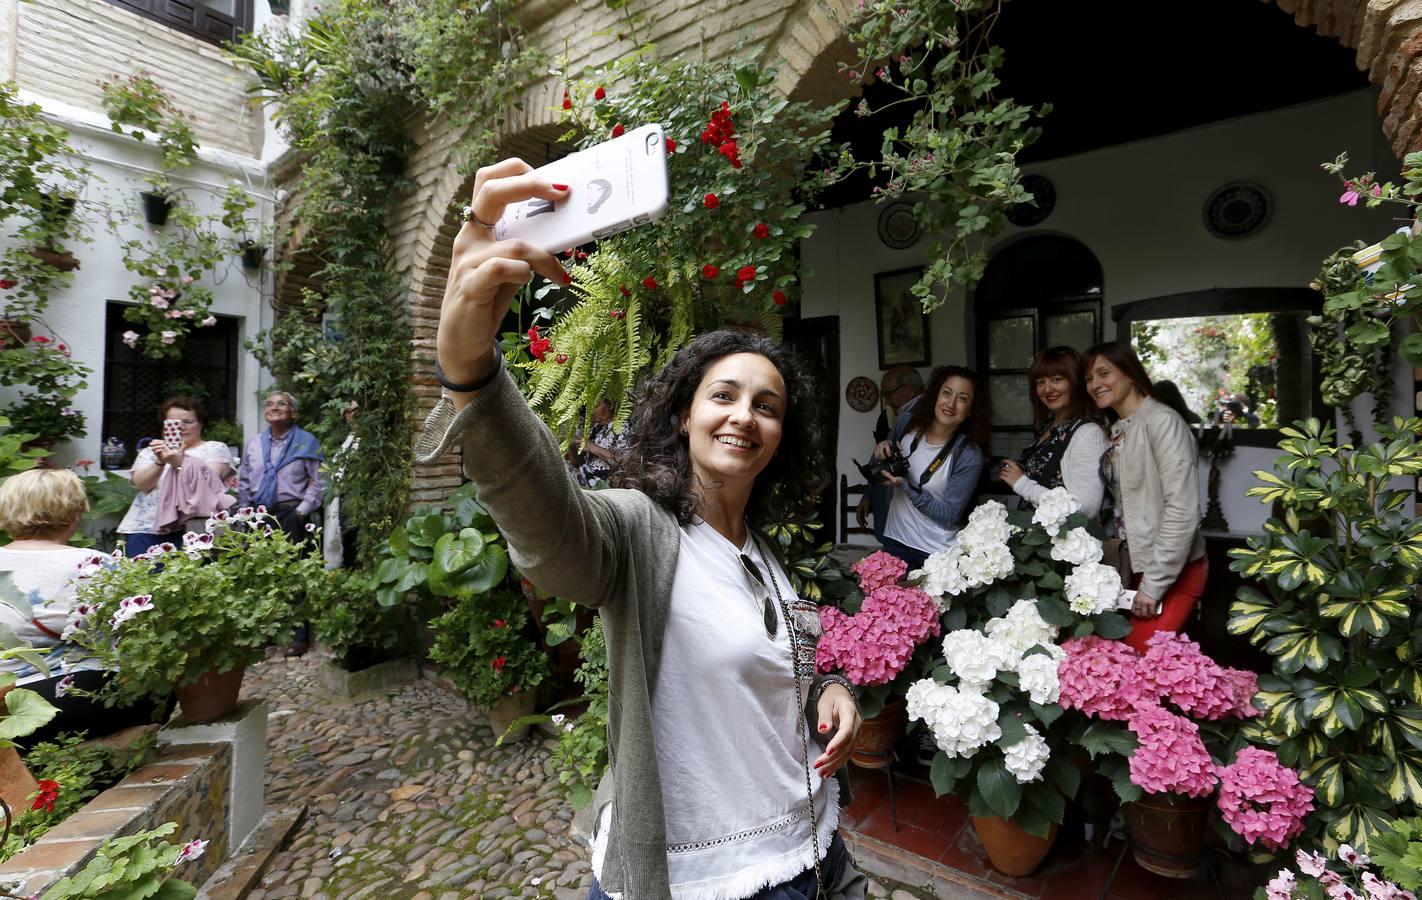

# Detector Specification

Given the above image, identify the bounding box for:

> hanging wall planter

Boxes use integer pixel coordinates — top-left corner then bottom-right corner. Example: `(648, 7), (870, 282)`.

(140, 190), (172, 227)
(239, 240), (266, 269)
(28, 247), (80, 272)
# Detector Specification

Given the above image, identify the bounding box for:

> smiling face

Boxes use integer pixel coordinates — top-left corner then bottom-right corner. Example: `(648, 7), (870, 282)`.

(933, 375), (975, 433)
(682, 352), (786, 494)
(1084, 356), (1138, 412)
(1034, 373), (1071, 415)
(264, 394), (295, 430)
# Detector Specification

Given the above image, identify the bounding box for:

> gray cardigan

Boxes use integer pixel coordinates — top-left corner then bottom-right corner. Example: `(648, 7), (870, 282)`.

(415, 369), (839, 898)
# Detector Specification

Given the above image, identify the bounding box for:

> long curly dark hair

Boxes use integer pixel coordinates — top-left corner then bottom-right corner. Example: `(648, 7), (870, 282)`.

(611, 330), (827, 526)
(901, 365), (992, 454)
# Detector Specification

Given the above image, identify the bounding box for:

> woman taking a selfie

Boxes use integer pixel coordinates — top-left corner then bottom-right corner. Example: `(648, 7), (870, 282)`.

(998, 346), (1107, 518)
(1082, 342), (1206, 652)
(872, 365), (988, 569)
(415, 160), (865, 900)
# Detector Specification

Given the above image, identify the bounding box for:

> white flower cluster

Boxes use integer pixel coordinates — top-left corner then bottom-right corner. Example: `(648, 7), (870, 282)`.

(919, 505), (1018, 599)
(1016, 650), (1064, 706)
(1049, 526), (1102, 566)
(1031, 487), (1080, 535)
(941, 630), (1016, 689)
(905, 679), (1002, 758)
(960, 501), (1018, 552)
(1064, 561), (1123, 616)
(1002, 723), (1051, 783)
(983, 598), (1058, 656)
(915, 546), (967, 599)
(959, 544), (1015, 590)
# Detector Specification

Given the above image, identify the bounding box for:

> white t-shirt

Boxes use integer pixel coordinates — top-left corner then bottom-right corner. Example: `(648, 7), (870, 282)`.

(883, 432), (958, 553)
(0, 546), (101, 681)
(591, 519), (839, 900)
(117, 440), (233, 535)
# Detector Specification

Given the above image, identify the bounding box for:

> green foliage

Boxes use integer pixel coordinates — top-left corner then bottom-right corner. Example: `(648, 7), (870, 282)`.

(41, 821), (199, 900)
(757, 503), (847, 604)
(551, 618), (609, 808)
(69, 514), (326, 707)
(99, 71), (199, 184)
(228, 0), (542, 564)
(426, 588), (549, 708)
(1309, 242), (1395, 443)
(1229, 417), (1422, 850)
(1372, 815), (1422, 891)
(202, 419), (243, 448)
(524, 54), (846, 442)
(307, 566), (409, 668)
(0, 415), (46, 483)
(369, 483), (505, 608)
(848, 0), (1044, 312)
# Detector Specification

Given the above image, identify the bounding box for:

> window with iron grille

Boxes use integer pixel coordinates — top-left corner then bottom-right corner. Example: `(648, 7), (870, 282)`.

(102, 0), (252, 46)
(102, 303), (241, 467)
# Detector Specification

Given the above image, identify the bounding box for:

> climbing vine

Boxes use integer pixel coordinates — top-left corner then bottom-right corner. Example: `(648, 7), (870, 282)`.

(230, 0), (543, 563)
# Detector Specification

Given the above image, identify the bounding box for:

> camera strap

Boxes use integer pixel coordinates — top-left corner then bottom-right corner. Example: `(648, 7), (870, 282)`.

(908, 431), (965, 489)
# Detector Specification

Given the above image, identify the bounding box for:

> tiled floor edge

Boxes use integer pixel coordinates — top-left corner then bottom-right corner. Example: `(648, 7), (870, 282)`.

(844, 828), (1032, 900)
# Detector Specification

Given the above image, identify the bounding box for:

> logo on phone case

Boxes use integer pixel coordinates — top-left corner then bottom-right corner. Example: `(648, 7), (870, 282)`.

(587, 179), (612, 214)
(524, 198), (555, 218)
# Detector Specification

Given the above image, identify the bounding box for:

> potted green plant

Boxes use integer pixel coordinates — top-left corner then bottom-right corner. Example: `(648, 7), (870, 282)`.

(35, 821), (206, 900)
(68, 509), (326, 722)
(308, 566), (409, 674)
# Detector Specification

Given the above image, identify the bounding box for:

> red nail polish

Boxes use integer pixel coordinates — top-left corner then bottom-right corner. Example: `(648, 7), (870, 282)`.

(561, 272), (573, 284)
(552, 183), (570, 191)
(819, 724), (828, 732)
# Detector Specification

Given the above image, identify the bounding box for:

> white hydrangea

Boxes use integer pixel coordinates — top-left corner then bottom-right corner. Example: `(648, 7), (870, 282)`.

(917, 545), (968, 598)
(959, 543), (1015, 589)
(1032, 487), (1081, 536)
(983, 598), (1058, 656)
(1002, 723), (1051, 784)
(1050, 526), (1102, 566)
(959, 501), (1018, 553)
(1064, 561), (1123, 616)
(905, 678), (1002, 758)
(1016, 652), (1062, 706)
(941, 630), (1012, 687)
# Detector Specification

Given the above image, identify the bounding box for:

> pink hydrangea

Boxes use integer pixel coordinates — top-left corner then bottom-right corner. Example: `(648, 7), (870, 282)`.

(817, 585), (941, 686)
(1223, 667), (1261, 718)
(1138, 632), (1242, 720)
(850, 551), (908, 593)
(1057, 636), (1147, 721)
(1214, 747), (1313, 849)
(1126, 705), (1218, 797)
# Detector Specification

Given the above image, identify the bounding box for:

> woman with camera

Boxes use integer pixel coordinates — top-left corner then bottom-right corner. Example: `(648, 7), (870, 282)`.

(1083, 342), (1206, 653)
(871, 365), (989, 569)
(416, 160), (866, 900)
(997, 346), (1107, 519)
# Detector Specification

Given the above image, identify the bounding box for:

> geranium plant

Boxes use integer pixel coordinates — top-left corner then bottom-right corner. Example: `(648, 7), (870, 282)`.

(1064, 632), (1314, 852)
(426, 587), (548, 709)
(36, 821), (205, 900)
(1228, 417), (1422, 849)
(1259, 843), (1418, 900)
(67, 510), (326, 706)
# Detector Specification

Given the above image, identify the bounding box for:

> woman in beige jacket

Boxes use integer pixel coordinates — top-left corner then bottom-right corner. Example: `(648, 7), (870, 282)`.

(1082, 342), (1207, 652)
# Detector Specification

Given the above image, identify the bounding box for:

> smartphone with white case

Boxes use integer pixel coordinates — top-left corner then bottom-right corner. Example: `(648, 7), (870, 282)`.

(490, 123), (670, 253)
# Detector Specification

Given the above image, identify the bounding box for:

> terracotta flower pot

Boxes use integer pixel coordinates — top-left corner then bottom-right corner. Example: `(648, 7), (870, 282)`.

(28, 247), (79, 272)
(0, 686), (38, 818)
(1122, 791), (1210, 878)
(175, 665), (246, 724)
(487, 690), (537, 744)
(850, 694), (906, 769)
(0, 319), (32, 349)
(971, 815), (1059, 877)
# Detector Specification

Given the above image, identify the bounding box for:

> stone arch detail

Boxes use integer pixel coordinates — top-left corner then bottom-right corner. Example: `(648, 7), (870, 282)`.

(1269, 0), (1422, 155)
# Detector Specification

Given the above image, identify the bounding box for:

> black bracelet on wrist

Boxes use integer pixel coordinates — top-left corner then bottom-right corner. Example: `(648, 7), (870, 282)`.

(816, 674), (858, 710)
(435, 343), (503, 393)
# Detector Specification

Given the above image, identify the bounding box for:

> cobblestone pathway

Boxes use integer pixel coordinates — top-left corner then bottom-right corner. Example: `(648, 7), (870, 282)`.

(242, 653), (916, 900)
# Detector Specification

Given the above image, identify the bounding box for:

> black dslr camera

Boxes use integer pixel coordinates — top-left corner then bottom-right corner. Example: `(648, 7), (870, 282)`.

(854, 447), (910, 485)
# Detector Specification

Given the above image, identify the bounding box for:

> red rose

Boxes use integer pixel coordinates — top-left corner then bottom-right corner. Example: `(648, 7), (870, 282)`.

(773, 290), (788, 305)
(717, 140), (742, 169)
(554, 353), (569, 364)
(736, 265), (757, 283)
(666, 138), (677, 155)
(493, 619), (506, 628)
(562, 91), (572, 111)
(594, 86), (606, 100)
(702, 264), (720, 279)
(0, 279), (15, 290)
(642, 276), (657, 291)
(703, 193), (719, 210)
(527, 325), (551, 362)
(619, 285), (631, 298)
(611, 123), (625, 138)
(32, 335), (50, 344)
(752, 223), (769, 239)
(492, 656), (506, 671)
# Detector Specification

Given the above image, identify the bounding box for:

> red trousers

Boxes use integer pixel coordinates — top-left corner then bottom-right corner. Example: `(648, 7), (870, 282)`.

(1124, 555), (1209, 654)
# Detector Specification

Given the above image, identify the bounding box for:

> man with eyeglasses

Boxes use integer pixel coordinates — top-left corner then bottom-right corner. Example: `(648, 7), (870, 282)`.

(238, 390), (325, 655)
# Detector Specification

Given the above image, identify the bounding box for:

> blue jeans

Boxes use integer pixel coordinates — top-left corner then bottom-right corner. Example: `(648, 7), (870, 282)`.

(587, 831), (853, 900)
(879, 536), (929, 570)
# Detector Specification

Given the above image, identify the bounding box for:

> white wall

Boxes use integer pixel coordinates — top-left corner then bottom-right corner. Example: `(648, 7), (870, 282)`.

(0, 104), (276, 467)
(803, 88), (1409, 536)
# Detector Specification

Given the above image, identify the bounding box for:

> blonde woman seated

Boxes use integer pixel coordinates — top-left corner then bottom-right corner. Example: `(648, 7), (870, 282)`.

(0, 469), (171, 747)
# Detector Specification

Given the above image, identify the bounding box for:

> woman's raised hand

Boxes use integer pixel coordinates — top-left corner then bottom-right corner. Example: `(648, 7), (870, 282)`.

(437, 159), (570, 402)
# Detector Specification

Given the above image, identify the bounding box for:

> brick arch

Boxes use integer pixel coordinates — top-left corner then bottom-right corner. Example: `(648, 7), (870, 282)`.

(1268, 0), (1422, 156)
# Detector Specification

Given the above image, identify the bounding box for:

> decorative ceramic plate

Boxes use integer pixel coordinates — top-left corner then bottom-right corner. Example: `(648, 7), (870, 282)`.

(1204, 182), (1271, 239)
(1007, 174), (1056, 227)
(846, 376), (880, 413)
(877, 202), (921, 249)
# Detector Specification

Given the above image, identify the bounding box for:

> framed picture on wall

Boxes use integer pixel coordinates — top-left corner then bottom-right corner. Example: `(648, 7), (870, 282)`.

(874, 266), (931, 369)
